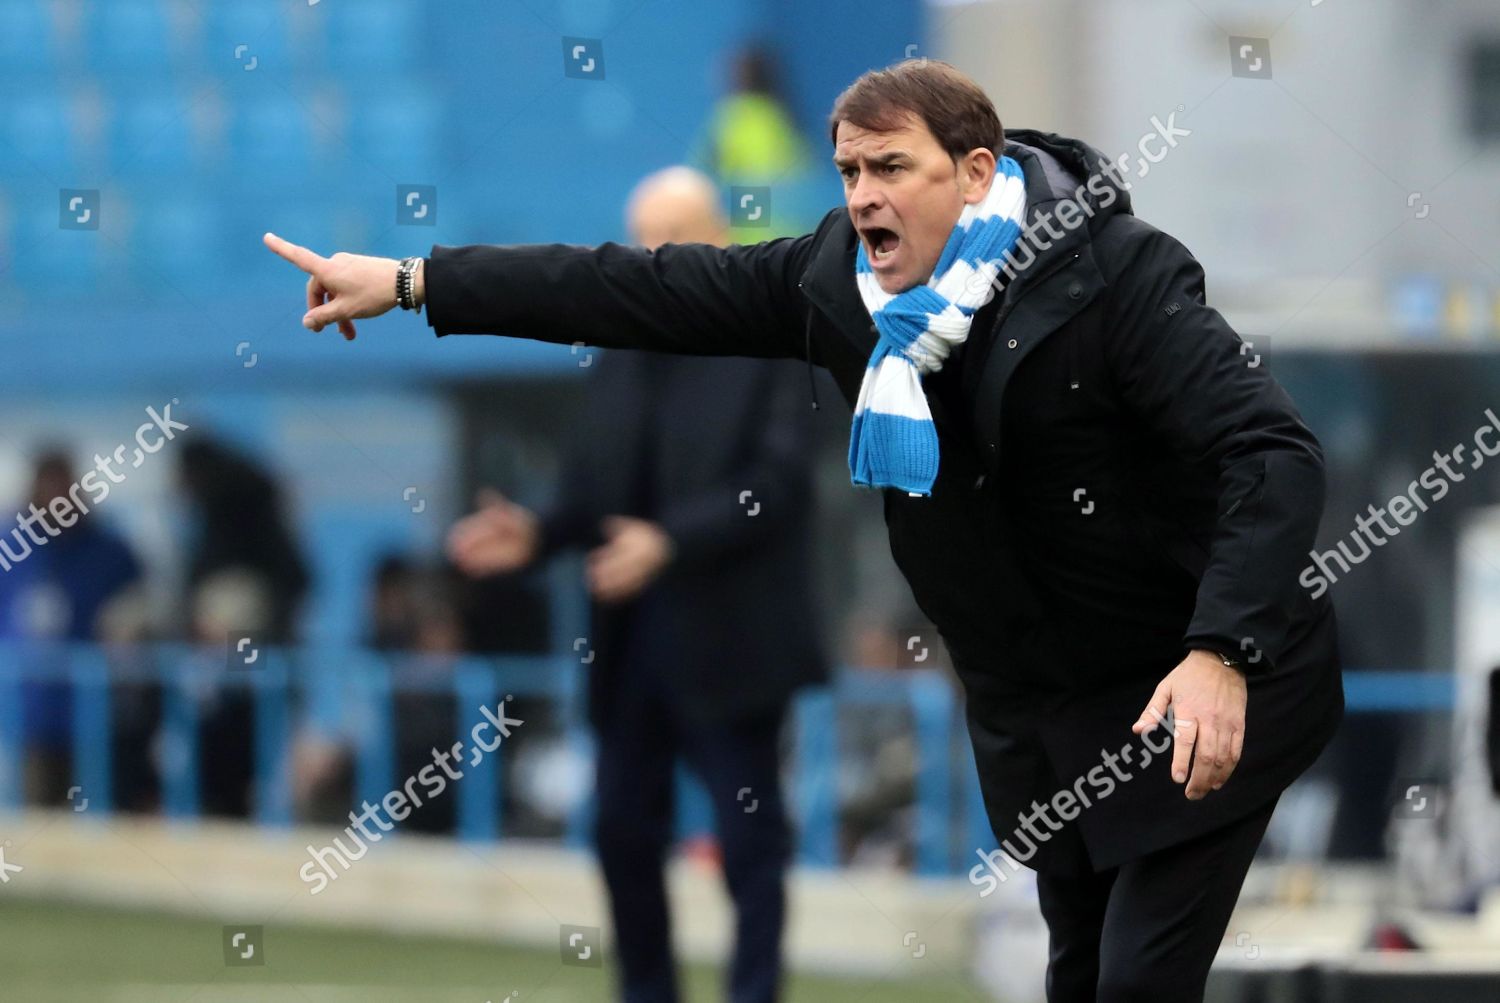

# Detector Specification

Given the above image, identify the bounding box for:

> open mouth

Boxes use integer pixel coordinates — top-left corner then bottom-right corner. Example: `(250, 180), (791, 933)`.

(863, 226), (902, 265)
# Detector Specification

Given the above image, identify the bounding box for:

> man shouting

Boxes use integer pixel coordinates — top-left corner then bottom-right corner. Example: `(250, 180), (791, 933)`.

(265, 59), (1344, 1003)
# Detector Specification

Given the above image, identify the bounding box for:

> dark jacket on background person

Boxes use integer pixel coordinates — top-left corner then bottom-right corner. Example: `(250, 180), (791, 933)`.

(533, 349), (829, 730)
(421, 128), (1344, 873)
(180, 439), (309, 641)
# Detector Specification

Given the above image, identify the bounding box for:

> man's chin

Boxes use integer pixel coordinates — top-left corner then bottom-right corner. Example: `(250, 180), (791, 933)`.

(874, 270), (916, 295)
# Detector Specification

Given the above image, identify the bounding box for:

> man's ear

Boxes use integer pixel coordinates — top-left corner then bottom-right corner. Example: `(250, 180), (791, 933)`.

(958, 147), (997, 205)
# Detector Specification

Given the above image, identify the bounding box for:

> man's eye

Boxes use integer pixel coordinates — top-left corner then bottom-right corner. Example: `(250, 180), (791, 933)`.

(840, 168), (857, 182)
(882, 163), (903, 175)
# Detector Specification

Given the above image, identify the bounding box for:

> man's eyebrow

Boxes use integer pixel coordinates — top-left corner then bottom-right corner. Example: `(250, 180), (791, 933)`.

(832, 150), (912, 168)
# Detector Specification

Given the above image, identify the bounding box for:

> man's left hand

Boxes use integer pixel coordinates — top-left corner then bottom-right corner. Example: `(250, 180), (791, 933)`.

(586, 516), (675, 604)
(1131, 649), (1247, 800)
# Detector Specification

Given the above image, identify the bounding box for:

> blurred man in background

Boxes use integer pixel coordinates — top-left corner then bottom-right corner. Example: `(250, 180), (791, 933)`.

(178, 438), (310, 817)
(178, 439), (309, 644)
(694, 44), (818, 243)
(0, 450), (142, 804)
(447, 166), (827, 1003)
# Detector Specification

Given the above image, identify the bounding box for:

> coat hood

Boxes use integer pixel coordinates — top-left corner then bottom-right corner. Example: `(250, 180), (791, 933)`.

(1001, 127), (1133, 238)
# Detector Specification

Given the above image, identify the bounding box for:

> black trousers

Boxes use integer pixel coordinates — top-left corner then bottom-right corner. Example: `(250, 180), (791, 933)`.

(593, 662), (791, 1003)
(1035, 794), (1279, 1003)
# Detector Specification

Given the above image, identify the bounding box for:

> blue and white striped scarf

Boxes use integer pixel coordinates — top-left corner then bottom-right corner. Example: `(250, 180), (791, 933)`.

(849, 156), (1027, 496)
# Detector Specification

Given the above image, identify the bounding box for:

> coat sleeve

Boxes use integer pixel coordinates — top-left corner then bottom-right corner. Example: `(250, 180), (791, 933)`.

(422, 217), (832, 360)
(1100, 222), (1326, 674)
(654, 362), (814, 570)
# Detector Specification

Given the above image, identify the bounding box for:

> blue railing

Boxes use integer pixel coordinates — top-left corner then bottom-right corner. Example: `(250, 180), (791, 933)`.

(0, 636), (1453, 877)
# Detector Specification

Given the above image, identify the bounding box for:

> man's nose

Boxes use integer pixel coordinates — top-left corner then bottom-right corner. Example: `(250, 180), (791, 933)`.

(847, 174), (884, 213)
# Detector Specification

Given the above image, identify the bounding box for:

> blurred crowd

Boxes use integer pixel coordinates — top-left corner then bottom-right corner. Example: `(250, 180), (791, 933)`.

(0, 434), (932, 868)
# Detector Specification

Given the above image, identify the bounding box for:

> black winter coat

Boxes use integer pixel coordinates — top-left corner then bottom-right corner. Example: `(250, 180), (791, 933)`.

(423, 129), (1344, 873)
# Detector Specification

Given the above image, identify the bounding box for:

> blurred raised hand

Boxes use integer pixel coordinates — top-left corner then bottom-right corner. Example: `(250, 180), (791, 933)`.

(447, 489), (541, 577)
(585, 515), (674, 604)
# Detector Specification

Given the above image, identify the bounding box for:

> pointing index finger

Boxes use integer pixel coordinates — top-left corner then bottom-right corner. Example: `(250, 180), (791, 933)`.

(263, 232), (326, 275)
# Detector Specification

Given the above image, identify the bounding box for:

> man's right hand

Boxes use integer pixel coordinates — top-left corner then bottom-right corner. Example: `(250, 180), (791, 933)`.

(263, 232), (415, 341)
(446, 489), (541, 577)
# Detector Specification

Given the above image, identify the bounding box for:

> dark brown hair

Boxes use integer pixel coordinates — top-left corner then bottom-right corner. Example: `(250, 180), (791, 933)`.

(828, 59), (1002, 161)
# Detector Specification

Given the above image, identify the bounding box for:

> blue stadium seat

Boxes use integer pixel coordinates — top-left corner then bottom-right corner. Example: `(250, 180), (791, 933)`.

(84, 0), (174, 74)
(128, 193), (225, 288)
(228, 93), (314, 175)
(0, 0), (57, 74)
(204, 0), (290, 76)
(346, 87), (442, 179)
(3, 93), (77, 173)
(327, 0), (419, 73)
(7, 196), (105, 291)
(107, 90), (195, 179)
